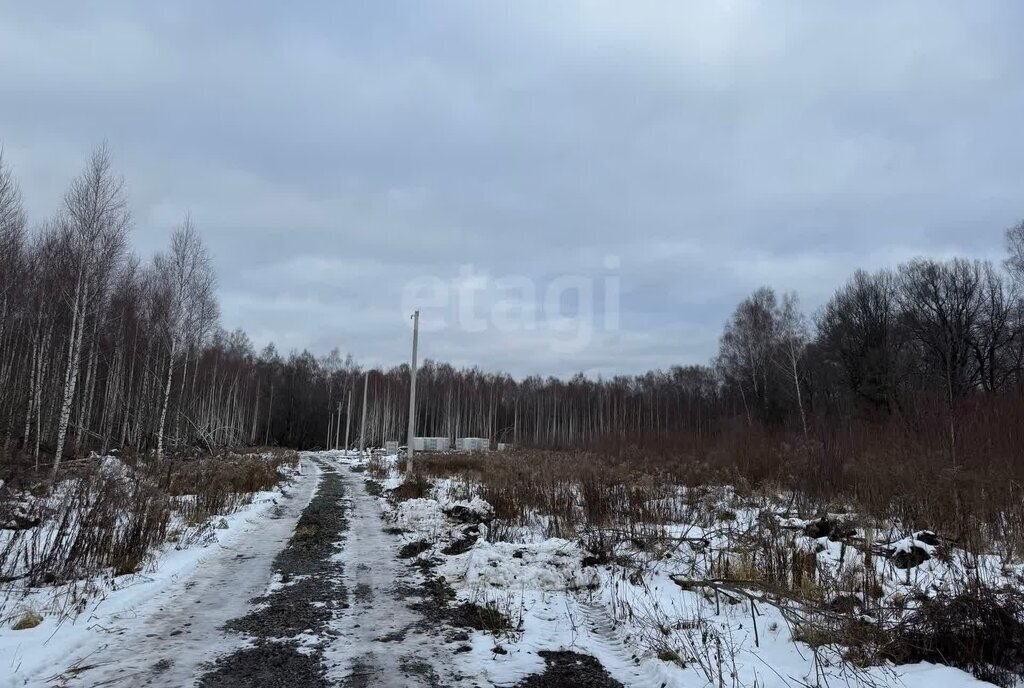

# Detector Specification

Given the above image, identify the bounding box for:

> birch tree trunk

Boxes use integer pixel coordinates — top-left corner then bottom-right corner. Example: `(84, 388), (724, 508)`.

(53, 270), (84, 478)
(156, 335), (177, 460)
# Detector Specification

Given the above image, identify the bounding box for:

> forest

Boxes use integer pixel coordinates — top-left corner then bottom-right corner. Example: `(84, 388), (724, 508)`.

(1, 147), (1024, 480)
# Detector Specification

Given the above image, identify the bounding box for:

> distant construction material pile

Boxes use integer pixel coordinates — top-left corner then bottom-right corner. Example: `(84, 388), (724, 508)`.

(412, 436), (450, 452)
(455, 437), (490, 451)
(391, 437), (504, 453)
(397, 436), (499, 452)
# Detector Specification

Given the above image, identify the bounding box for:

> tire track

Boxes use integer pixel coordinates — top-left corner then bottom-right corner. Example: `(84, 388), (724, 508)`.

(198, 461), (348, 688)
(322, 454), (484, 687)
(575, 599), (678, 688)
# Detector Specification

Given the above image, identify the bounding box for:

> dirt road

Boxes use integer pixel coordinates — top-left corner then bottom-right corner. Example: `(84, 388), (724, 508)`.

(55, 452), (620, 688)
(326, 460), (481, 687)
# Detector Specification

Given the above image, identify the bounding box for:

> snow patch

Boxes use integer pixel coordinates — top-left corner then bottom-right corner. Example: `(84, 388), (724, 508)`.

(440, 538), (599, 592)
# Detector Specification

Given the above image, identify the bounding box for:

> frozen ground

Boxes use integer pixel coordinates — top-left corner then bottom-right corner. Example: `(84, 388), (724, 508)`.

(365, 454), (999, 688)
(0, 450), (999, 687)
(0, 458), (319, 688)
(323, 453), (484, 686)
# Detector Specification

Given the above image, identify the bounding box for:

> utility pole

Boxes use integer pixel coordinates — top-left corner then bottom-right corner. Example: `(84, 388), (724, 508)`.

(344, 390), (352, 454)
(406, 310), (419, 477)
(359, 371), (369, 454)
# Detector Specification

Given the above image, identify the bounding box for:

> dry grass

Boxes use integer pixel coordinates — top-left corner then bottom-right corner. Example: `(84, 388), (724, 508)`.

(0, 448), (297, 588)
(163, 452), (292, 523)
(414, 450), (690, 538)
(582, 393), (1024, 556)
(403, 392), (1024, 563)
(393, 400), (1024, 686)
(390, 472), (431, 503)
(10, 608), (43, 630)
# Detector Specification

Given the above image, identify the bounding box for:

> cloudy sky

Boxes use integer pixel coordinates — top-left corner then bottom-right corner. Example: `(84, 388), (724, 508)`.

(2, 2), (1023, 377)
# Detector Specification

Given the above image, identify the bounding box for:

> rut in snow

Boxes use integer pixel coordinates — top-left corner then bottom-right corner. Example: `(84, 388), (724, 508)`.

(199, 462), (349, 688)
(327, 459), (481, 687)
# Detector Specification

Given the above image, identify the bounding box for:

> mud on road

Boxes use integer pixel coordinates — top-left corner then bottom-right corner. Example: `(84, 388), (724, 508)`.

(99, 452), (629, 688)
(198, 465), (348, 688)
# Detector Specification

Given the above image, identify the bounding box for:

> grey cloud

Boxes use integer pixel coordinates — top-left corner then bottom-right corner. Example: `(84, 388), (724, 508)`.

(1, 1), (1022, 375)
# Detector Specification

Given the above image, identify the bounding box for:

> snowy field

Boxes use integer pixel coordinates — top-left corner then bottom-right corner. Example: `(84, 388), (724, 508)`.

(358, 451), (1001, 688)
(0, 449), (1011, 687)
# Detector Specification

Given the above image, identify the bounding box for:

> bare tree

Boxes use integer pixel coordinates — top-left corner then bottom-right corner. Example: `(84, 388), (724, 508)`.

(0, 151), (26, 452)
(898, 258), (984, 465)
(817, 269), (905, 412)
(1005, 220), (1024, 287)
(899, 258), (983, 401)
(0, 149), (26, 307)
(971, 263), (1020, 394)
(775, 292), (810, 439)
(52, 145), (130, 478)
(718, 287), (778, 426)
(153, 216), (217, 459)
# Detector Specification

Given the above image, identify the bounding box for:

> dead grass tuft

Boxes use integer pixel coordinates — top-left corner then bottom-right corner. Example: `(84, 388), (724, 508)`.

(11, 609), (43, 630)
(390, 473), (431, 503)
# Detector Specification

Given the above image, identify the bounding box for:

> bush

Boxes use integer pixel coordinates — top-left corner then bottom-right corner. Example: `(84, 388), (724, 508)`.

(0, 449), (295, 588)
(7, 468), (173, 585)
(887, 586), (1024, 687)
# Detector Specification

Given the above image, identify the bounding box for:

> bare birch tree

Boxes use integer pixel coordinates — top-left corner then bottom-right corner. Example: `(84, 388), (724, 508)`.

(775, 292), (810, 439)
(52, 145), (129, 478)
(718, 287), (778, 425)
(153, 216), (217, 459)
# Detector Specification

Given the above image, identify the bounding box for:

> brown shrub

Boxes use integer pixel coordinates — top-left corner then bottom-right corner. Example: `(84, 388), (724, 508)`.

(390, 472), (432, 502)
(887, 586), (1024, 687)
(0, 448), (294, 588)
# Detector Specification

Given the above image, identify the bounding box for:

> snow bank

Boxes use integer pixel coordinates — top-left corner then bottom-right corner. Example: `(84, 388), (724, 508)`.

(393, 496), (493, 534)
(440, 538), (599, 591)
(393, 498), (447, 534)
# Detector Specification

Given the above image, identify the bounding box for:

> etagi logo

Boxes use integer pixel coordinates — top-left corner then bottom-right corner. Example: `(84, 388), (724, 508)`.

(400, 257), (621, 354)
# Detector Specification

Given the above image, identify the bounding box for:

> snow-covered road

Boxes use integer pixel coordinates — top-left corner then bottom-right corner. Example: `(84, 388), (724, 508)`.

(44, 458), (321, 688)
(24, 453), (487, 688)
(325, 460), (480, 687)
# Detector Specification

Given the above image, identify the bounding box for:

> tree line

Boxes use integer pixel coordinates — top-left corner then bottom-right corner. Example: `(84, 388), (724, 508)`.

(717, 249), (1024, 461)
(1, 146), (1022, 468)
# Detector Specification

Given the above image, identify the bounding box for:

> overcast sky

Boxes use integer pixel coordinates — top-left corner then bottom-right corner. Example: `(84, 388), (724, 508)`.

(2, 2), (1023, 377)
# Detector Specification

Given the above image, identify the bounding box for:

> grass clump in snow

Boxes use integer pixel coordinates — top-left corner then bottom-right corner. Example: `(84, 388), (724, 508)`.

(449, 600), (512, 632)
(11, 608), (43, 630)
(389, 472), (431, 502)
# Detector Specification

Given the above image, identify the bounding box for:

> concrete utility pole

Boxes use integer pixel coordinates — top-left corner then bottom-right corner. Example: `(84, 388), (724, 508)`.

(406, 310), (419, 477)
(359, 371), (369, 454)
(344, 390), (352, 454)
